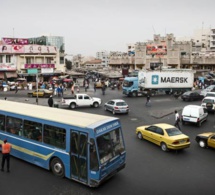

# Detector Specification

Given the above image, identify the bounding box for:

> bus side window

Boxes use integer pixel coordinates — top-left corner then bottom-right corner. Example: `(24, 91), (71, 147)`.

(23, 120), (42, 141)
(0, 114), (5, 131)
(6, 116), (22, 135)
(43, 125), (66, 149)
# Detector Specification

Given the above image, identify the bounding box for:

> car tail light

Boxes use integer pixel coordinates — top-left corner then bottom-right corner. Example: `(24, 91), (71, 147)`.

(172, 140), (179, 144)
(114, 106), (119, 110)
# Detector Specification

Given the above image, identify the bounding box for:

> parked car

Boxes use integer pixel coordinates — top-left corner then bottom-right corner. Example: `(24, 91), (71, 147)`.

(136, 123), (190, 152)
(205, 92), (215, 98)
(28, 89), (53, 98)
(195, 132), (215, 148)
(200, 85), (215, 96)
(182, 105), (208, 126)
(181, 91), (204, 101)
(201, 97), (215, 112)
(104, 99), (129, 115)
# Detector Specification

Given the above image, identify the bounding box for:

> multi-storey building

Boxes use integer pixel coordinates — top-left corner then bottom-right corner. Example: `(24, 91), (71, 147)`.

(109, 33), (215, 73)
(0, 37), (65, 82)
(96, 51), (109, 67)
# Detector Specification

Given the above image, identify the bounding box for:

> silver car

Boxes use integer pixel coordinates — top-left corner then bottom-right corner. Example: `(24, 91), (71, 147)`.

(104, 99), (129, 115)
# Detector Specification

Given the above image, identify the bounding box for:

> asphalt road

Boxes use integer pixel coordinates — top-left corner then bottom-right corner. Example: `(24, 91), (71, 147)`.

(0, 87), (215, 195)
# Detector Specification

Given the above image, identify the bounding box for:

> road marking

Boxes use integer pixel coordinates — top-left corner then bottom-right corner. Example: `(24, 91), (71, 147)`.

(131, 118), (138, 121)
(153, 99), (173, 102)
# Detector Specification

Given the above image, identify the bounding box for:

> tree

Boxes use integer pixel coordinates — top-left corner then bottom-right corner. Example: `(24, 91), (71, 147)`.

(65, 59), (72, 70)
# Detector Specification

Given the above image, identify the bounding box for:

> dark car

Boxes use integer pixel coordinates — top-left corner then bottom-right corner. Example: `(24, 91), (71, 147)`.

(181, 91), (204, 101)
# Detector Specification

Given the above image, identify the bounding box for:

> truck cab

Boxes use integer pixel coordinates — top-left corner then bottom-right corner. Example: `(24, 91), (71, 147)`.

(122, 77), (139, 96)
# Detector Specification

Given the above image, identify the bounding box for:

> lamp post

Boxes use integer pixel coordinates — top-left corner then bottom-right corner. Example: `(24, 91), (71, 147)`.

(36, 73), (39, 105)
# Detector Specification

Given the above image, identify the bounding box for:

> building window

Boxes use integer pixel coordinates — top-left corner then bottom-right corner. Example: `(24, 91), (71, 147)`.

(0, 55), (3, 63)
(26, 58), (31, 64)
(6, 55), (11, 63)
(46, 57), (52, 63)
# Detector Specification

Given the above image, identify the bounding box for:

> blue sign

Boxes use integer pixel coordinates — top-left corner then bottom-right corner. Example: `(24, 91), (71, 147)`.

(152, 75), (159, 85)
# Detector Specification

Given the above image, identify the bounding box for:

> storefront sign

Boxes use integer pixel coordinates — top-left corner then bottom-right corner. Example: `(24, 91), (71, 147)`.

(25, 64), (55, 69)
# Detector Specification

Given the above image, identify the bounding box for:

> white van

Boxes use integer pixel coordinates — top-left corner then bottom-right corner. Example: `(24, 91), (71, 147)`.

(182, 105), (208, 127)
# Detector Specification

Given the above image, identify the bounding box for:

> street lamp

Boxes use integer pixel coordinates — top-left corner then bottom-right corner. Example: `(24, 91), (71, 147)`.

(36, 73), (39, 105)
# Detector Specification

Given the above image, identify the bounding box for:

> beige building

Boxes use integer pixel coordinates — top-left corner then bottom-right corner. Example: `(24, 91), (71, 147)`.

(109, 33), (215, 72)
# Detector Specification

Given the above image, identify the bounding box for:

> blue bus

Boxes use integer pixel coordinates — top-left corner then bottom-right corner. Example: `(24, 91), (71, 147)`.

(0, 100), (126, 187)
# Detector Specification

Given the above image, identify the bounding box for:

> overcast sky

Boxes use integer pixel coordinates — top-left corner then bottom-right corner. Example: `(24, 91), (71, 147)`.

(0, 0), (214, 56)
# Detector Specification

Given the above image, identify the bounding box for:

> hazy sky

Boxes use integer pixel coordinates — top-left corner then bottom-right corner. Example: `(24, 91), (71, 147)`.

(0, 0), (214, 56)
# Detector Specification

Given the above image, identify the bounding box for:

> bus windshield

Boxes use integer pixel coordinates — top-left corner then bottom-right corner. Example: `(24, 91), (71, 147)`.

(97, 128), (125, 164)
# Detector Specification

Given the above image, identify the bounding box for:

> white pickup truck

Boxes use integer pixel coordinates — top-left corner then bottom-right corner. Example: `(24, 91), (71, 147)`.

(61, 94), (102, 109)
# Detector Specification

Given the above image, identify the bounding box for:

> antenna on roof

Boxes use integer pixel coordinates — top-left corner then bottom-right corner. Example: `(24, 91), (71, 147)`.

(152, 26), (156, 34)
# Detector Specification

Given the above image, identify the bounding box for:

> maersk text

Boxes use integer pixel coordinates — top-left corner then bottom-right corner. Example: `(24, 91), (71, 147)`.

(160, 77), (188, 83)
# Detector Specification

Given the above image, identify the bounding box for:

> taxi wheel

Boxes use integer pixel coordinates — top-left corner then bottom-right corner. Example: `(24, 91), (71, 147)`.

(161, 142), (169, 152)
(137, 132), (143, 140)
(199, 140), (207, 148)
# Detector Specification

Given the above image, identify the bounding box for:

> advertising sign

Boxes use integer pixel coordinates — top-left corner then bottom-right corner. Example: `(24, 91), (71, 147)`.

(25, 64), (55, 69)
(146, 43), (167, 57)
(0, 45), (57, 54)
(2, 38), (29, 45)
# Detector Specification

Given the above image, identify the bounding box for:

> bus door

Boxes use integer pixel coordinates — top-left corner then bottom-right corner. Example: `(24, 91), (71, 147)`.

(70, 130), (88, 183)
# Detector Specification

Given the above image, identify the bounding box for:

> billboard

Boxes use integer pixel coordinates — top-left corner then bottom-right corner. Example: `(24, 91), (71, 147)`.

(0, 45), (57, 54)
(2, 38), (29, 45)
(146, 43), (167, 56)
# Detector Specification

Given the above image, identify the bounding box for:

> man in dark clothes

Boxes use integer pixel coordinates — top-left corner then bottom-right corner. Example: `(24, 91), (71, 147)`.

(48, 95), (53, 107)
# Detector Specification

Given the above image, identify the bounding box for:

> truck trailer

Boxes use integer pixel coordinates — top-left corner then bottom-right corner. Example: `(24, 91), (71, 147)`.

(122, 69), (195, 97)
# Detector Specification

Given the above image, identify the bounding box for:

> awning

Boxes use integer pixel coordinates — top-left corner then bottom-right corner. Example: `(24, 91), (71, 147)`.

(6, 72), (17, 78)
(0, 72), (4, 79)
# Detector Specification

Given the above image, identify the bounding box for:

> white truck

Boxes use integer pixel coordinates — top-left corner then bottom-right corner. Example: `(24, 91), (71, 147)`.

(61, 94), (102, 109)
(123, 69), (195, 96)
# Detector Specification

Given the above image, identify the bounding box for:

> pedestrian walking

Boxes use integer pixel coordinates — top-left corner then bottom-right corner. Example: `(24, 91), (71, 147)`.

(71, 84), (74, 95)
(145, 94), (151, 106)
(48, 95), (53, 107)
(174, 110), (181, 130)
(102, 85), (105, 95)
(15, 84), (18, 93)
(94, 83), (96, 93)
(1, 139), (12, 172)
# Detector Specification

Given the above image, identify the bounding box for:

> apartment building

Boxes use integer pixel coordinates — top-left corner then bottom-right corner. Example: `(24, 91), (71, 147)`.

(96, 50), (109, 67)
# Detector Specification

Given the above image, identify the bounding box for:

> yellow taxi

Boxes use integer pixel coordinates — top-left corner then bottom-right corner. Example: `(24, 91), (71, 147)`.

(136, 123), (190, 152)
(195, 132), (215, 148)
(28, 89), (53, 98)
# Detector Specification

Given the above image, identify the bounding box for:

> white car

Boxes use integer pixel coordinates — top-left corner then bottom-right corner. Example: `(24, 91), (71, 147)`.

(200, 85), (215, 96)
(104, 99), (129, 115)
(201, 97), (215, 112)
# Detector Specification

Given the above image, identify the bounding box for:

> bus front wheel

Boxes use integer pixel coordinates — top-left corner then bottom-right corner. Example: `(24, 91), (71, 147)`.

(51, 158), (65, 178)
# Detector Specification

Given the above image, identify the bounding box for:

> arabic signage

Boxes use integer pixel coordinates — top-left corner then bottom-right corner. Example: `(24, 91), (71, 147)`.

(0, 45), (57, 54)
(2, 38), (29, 45)
(0, 63), (16, 71)
(25, 64), (55, 69)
